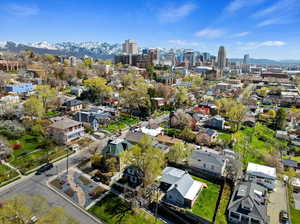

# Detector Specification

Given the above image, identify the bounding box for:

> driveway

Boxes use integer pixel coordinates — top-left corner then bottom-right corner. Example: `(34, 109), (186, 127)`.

(267, 180), (288, 224)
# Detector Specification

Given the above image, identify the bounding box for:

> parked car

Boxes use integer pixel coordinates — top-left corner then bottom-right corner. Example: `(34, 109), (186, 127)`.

(69, 144), (80, 151)
(279, 210), (289, 223)
(91, 175), (102, 182)
(35, 163), (53, 175)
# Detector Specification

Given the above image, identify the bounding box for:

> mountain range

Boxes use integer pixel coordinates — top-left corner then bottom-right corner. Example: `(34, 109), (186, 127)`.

(0, 41), (300, 64)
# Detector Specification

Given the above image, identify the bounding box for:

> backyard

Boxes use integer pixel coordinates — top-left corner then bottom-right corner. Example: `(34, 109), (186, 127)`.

(104, 115), (139, 133)
(215, 183), (232, 224)
(218, 123), (288, 166)
(89, 193), (163, 224)
(191, 176), (221, 222)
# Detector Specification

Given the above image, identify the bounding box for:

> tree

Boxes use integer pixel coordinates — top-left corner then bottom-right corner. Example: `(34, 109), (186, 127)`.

(215, 98), (236, 116)
(24, 96), (45, 118)
(274, 108), (287, 130)
(174, 87), (189, 107)
(120, 136), (165, 187)
(83, 58), (93, 68)
(83, 77), (112, 103)
(0, 194), (79, 224)
(180, 127), (196, 143)
(120, 82), (151, 116)
(35, 85), (57, 112)
(227, 103), (247, 132)
(256, 87), (268, 97)
(167, 143), (193, 164)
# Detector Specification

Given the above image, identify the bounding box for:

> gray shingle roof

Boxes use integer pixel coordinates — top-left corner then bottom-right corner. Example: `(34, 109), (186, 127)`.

(228, 181), (268, 223)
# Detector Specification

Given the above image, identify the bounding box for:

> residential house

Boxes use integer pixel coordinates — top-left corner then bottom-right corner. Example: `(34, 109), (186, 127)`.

(151, 97), (169, 109)
(101, 138), (132, 158)
(160, 167), (205, 208)
(122, 165), (144, 188)
(195, 128), (218, 145)
(62, 99), (83, 112)
(74, 111), (111, 131)
(228, 181), (268, 224)
(246, 163), (277, 191)
(205, 115), (225, 130)
(155, 135), (183, 146)
(4, 83), (33, 94)
(189, 149), (227, 177)
(48, 117), (85, 144)
(282, 158), (299, 171)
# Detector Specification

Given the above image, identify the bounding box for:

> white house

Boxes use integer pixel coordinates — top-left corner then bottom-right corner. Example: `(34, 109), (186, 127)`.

(246, 163), (277, 190)
(160, 167), (205, 208)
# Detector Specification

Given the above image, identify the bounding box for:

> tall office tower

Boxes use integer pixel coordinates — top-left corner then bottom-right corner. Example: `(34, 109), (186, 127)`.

(183, 50), (195, 68)
(149, 48), (160, 65)
(217, 46), (226, 76)
(242, 54), (250, 73)
(203, 52), (210, 62)
(243, 54), (250, 64)
(122, 40), (138, 55)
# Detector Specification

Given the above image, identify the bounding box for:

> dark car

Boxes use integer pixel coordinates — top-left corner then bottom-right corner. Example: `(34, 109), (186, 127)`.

(91, 175), (102, 182)
(279, 210), (289, 223)
(35, 163), (53, 175)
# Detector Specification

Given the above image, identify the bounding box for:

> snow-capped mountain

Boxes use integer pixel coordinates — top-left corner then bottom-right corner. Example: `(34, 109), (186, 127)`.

(0, 41), (122, 59)
(28, 41), (58, 50)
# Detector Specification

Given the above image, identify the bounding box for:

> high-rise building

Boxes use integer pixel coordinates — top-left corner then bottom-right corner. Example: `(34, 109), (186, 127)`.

(183, 50), (195, 68)
(203, 52), (210, 62)
(242, 54), (250, 74)
(122, 40), (138, 55)
(217, 46), (226, 76)
(243, 54), (250, 64)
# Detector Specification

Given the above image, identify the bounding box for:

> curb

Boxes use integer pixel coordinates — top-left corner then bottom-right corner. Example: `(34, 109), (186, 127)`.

(47, 180), (103, 224)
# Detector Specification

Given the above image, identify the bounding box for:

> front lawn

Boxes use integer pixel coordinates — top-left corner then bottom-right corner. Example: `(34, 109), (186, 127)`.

(89, 193), (163, 224)
(0, 163), (19, 185)
(191, 176), (221, 222)
(215, 183), (232, 224)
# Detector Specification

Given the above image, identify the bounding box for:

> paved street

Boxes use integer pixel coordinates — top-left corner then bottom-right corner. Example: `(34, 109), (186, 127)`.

(267, 180), (288, 224)
(0, 149), (101, 224)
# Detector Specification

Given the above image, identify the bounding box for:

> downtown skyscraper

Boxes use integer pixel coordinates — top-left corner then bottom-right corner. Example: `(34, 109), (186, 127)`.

(217, 46), (226, 76)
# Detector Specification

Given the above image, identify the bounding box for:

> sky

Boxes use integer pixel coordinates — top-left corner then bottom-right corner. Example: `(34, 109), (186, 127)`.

(1, 0), (300, 60)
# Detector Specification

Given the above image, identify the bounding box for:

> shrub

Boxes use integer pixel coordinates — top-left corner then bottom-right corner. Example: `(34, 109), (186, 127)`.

(12, 143), (21, 150)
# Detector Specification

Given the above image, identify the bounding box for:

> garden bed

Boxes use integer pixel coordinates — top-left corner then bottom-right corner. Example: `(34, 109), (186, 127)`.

(0, 164), (19, 185)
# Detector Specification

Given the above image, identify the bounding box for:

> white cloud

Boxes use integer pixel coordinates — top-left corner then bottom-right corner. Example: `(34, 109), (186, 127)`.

(238, 41), (287, 49)
(260, 41), (286, 46)
(195, 28), (225, 38)
(225, 0), (266, 13)
(254, 0), (300, 27)
(159, 3), (197, 23)
(232, 32), (250, 37)
(168, 40), (200, 46)
(5, 3), (39, 16)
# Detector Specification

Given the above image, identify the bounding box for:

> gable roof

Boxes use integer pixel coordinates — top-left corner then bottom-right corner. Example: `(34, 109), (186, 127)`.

(191, 150), (226, 167)
(228, 181), (267, 223)
(162, 167), (204, 201)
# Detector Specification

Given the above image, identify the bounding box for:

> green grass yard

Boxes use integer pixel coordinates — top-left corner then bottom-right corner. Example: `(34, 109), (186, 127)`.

(215, 184), (232, 224)
(104, 115), (139, 133)
(288, 185), (300, 224)
(89, 193), (163, 224)
(0, 163), (19, 184)
(191, 176), (221, 222)
(218, 123), (288, 166)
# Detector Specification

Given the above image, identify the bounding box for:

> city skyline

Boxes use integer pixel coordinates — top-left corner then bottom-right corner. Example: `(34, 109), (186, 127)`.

(1, 0), (300, 59)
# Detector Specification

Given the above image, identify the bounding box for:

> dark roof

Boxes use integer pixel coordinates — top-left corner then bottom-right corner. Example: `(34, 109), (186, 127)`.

(228, 181), (268, 223)
(283, 159), (298, 168)
(63, 99), (82, 107)
(191, 150), (225, 167)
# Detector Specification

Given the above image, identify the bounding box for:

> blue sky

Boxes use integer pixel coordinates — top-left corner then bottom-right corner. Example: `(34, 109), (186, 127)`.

(1, 0), (300, 59)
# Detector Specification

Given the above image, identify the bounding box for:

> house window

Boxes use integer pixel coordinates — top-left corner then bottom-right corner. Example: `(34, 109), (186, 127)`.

(230, 212), (240, 219)
(251, 218), (260, 224)
(203, 163), (206, 168)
